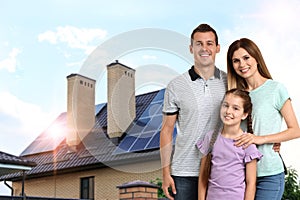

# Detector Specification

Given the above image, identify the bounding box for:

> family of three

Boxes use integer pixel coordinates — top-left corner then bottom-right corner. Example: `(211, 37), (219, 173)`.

(160, 23), (300, 200)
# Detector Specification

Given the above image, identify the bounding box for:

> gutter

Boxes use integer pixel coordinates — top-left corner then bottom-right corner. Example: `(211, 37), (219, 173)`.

(4, 180), (13, 196)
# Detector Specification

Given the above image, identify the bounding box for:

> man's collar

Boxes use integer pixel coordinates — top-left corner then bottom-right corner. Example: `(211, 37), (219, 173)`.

(188, 66), (221, 81)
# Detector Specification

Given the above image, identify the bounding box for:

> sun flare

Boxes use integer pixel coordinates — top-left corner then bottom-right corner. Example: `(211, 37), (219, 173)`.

(48, 124), (64, 139)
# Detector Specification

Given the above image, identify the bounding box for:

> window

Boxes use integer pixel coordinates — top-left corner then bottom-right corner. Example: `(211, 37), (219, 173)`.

(80, 176), (94, 200)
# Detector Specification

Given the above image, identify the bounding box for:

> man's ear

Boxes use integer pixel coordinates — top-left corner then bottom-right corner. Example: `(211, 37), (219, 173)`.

(216, 44), (220, 53)
(189, 44), (193, 54)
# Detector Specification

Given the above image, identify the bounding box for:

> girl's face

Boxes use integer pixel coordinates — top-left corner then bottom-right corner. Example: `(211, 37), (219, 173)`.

(231, 47), (259, 79)
(220, 93), (248, 127)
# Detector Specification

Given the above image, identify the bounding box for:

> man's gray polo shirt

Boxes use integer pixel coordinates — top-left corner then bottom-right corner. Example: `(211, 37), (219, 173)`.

(163, 66), (227, 176)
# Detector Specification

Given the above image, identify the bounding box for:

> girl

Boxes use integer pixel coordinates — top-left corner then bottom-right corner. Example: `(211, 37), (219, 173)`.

(227, 38), (300, 199)
(197, 89), (262, 200)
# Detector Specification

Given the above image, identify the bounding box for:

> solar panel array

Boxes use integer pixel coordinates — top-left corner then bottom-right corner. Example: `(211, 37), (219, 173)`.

(20, 89), (176, 156)
(95, 103), (106, 115)
(20, 113), (67, 156)
(114, 89), (177, 154)
(21, 104), (106, 156)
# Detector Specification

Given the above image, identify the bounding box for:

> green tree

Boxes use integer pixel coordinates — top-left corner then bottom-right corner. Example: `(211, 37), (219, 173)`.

(282, 167), (300, 200)
(150, 177), (167, 198)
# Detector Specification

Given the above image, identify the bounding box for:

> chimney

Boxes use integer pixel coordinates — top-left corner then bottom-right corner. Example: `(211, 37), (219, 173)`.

(66, 74), (95, 149)
(107, 60), (136, 138)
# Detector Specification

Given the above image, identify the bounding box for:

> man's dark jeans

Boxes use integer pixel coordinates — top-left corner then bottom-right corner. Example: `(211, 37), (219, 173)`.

(172, 175), (198, 200)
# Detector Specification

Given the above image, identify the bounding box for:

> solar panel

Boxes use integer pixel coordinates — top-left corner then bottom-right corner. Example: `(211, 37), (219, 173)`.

(145, 131), (160, 149)
(128, 118), (150, 134)
(21, 103), (107, 156)
(20, 113), (67, 156)
(95, 103), (106, 115)
(130, 132), (153, 151)
(113, 89), (177, 154)
(151, 88), (165, 102)
(116, 136), (136, 153)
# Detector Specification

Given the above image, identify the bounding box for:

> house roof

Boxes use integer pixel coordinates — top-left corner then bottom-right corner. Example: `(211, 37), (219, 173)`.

(0, 89), (169, 181)
(0, 151), (36, 177)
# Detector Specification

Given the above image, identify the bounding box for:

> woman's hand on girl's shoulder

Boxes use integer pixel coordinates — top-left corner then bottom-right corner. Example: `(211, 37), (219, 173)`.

(234, 133), (265, 148)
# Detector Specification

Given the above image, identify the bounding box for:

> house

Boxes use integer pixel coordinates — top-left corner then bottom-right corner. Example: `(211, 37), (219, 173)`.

(0, 151), (36, 196)
(0, 61), (176, 200)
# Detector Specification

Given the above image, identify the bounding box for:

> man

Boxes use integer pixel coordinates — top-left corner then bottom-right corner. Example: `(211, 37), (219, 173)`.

(160, 24), (227, 200)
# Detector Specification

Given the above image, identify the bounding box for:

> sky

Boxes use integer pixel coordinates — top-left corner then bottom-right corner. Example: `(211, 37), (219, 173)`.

(1, 0), (300, 194)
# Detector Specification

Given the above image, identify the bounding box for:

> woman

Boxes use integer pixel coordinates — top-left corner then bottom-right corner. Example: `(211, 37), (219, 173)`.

(226, 38), (300, 200)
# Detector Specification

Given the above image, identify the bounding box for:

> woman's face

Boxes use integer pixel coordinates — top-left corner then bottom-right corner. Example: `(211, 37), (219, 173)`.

(231, 47), (259, 79)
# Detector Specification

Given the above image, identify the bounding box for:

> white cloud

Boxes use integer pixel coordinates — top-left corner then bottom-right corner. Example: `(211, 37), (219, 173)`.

(0, 48), (21, 73)
(38, 25), (107, 55)
(0, 91), (55, 137)
(38, 30), (58, 44)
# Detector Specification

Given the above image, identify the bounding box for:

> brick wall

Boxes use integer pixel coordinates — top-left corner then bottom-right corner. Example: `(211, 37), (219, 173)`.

(12, 160), (162, 200)
(117, 180), (159, 200)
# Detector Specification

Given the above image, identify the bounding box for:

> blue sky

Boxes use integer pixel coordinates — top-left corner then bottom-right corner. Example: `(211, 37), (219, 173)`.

(1, 0), (300, 194)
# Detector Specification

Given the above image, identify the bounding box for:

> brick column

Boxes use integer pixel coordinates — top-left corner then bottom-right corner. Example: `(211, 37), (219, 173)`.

(117, 180), (159, 200)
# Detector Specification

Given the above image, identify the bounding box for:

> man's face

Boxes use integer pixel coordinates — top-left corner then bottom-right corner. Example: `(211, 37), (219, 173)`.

(190, 32), (220, 68)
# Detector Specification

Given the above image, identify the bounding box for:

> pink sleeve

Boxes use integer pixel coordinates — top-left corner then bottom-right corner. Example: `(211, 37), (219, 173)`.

(244, 144), (263, 163)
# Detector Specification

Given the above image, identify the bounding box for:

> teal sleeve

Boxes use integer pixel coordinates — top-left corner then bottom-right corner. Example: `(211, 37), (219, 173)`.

(275, 83), (289, 111)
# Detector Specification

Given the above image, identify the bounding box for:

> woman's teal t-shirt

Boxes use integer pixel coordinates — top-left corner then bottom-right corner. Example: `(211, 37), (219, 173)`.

(250, 79), (289, 177)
